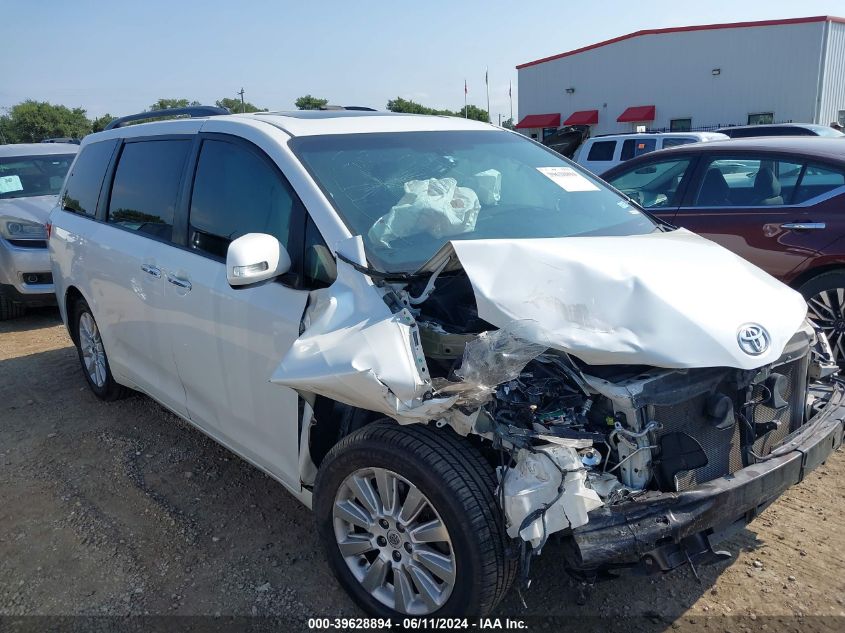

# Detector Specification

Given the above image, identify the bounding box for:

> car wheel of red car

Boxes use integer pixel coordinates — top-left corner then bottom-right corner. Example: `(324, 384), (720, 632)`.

(800, 271), (845, 367)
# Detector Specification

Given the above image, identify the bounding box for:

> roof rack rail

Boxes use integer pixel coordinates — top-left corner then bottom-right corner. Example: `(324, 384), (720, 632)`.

(318, 105), (377, 111)
(104, 106), (230, 131)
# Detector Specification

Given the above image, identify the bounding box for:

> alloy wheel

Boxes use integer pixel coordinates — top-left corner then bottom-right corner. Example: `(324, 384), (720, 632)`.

(332, 467), (456, 615)
(807, 288), (845, 364)
(79, 312), (107, 387)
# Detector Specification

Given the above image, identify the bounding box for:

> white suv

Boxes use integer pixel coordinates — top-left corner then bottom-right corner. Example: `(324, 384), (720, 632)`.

(574, 132), (727, 175)
(0, 142), (77, 318)
(49, 108), (843, 618)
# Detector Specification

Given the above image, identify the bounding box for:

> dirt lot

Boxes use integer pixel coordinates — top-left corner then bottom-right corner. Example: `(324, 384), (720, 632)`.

(1, 310), (844, 631)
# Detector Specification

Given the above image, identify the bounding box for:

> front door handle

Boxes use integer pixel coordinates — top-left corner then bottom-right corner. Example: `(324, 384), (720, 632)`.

(140, 264), (161, 278)
(781, 222), (826, 230)
(166, 273), (192, 291)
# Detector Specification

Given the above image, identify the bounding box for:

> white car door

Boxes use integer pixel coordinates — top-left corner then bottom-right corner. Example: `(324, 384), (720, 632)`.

(90, 137), (193, 418)
(154, 135), (312, 488)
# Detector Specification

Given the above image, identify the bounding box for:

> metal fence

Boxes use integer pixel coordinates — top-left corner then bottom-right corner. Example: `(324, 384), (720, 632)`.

(645, 120), (794, 133)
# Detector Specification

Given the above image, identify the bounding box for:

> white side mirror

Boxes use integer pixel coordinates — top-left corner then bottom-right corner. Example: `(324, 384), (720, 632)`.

(226, 233), (291, 287)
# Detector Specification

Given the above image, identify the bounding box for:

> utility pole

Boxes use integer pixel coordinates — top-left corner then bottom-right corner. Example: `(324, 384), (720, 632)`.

(485, 68), (491, 124)
(509, 81), (513, 123)
(237, 88), (246, 113)
(498, 113), (501, 126)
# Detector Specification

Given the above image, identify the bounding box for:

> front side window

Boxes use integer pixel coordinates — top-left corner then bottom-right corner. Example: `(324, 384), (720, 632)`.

(188, 139), (298, 259)
(0, 153), (75, 200)
(693, 156), (802, 207)
(607, 158), (692, 209)
(291, 130), (657, 272)
(620, 138), (656, 161)
(62, 140), (118, 216)
(107, 140), (191, 241)
(303, 215), (336, 288)
(586, 141), (616, 161)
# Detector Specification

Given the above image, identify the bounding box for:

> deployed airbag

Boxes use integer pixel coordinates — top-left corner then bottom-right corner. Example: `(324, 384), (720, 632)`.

(368, 177), (480, 247)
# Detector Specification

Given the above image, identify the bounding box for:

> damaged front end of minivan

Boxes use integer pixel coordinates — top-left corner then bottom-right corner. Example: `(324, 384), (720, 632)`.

(272, 228), (845, 580)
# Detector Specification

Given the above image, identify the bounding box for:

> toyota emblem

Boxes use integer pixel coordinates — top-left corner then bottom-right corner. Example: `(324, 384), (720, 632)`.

(737, 323), (770, 356)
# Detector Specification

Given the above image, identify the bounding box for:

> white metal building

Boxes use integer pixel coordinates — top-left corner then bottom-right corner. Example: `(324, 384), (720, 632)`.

(515, 16), (845, 139)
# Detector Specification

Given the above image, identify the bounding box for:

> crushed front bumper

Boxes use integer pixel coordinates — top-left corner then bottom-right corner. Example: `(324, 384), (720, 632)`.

(566, 381), (845, 572)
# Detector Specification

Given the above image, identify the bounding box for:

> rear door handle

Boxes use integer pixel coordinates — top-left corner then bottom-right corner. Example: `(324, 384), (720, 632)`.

(166, 273), (192, 291)
(781, 222), (826, 230)
(140, 264), (161, 278)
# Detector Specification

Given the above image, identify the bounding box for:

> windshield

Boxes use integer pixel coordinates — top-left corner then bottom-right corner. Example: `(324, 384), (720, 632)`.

(291, 130), (657, 271)
(0, 154), (75, 200)
(812, 125), (845, 138)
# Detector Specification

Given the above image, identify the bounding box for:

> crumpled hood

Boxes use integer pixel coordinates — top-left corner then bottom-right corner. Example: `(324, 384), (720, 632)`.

(0, 195), (57, 224)
(439, 228), (807, 370)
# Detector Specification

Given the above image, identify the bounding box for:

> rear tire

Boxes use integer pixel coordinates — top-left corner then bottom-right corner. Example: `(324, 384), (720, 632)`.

(799, 271), (845, 367)
(0, 294), (25, 320)
(72, 298), (126, 401)
(314, 420), (515, 618)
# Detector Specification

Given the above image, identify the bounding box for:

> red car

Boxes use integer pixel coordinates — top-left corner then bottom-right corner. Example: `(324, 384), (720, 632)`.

(602, 137), (845, 362)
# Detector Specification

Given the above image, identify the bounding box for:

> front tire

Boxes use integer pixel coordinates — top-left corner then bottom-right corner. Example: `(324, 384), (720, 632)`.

(0, 294), (25, 320)
(314, 421), (515, 618)
(72, 298), (126, 401)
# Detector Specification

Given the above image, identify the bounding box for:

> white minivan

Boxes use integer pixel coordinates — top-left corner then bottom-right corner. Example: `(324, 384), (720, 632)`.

(49, 108), (843, 618)
(574, 132), (728, 174)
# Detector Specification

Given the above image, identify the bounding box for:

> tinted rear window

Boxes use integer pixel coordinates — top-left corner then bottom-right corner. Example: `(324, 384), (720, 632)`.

(620, 138), (657, 161)
(61, 140), (118, 216)
(107, 140), (191, 241)
(587, 141), (616, 161)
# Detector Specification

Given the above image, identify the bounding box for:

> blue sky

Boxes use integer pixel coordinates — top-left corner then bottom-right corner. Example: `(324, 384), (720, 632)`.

(3, 0), (844, 121)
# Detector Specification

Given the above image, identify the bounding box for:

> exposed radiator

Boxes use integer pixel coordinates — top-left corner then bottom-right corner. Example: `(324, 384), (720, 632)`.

(651, 353), (809, 492)
(652, 393), (744, 492)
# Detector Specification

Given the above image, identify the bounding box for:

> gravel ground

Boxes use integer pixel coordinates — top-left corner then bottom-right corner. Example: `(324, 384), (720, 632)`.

(1, 309), (844, 632)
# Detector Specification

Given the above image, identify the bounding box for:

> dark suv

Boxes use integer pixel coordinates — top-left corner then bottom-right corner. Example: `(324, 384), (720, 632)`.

(603, 137), (845, 362)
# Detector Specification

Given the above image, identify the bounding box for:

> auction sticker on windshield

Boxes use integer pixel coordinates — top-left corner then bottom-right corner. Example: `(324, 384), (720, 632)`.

(0, 175), (24, 194)
(537, 166), (600, 192)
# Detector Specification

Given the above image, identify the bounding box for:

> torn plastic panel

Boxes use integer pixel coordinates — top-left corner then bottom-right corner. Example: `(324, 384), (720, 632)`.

(499, 442), (602, 548)
(433, 322), (548, 407)
(270, 235), (457, 423)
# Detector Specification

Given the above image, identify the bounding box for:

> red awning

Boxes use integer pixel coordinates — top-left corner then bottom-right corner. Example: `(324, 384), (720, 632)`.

(563, 110), (599, 125)
(514, 113), (560, 129)
(617, 105), (656, 122)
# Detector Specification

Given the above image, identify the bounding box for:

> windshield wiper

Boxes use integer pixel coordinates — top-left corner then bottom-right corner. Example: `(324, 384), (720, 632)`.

(335, 252), (428, 282)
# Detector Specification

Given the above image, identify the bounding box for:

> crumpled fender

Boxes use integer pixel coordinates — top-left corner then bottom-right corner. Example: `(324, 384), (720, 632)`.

(270, 236), (456, 422)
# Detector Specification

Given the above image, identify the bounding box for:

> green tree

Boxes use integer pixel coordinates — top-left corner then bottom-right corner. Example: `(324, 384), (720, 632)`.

(0, 100), (91, 143)
(295, 95), (329, 110)
(457, 104), (489, 122)
(148, 98), (200, 111)
(386, 97), (453, 116)
(215, 97), (267, 114)
(501, 117), (515, 130)
(91, 113), (115, 133)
